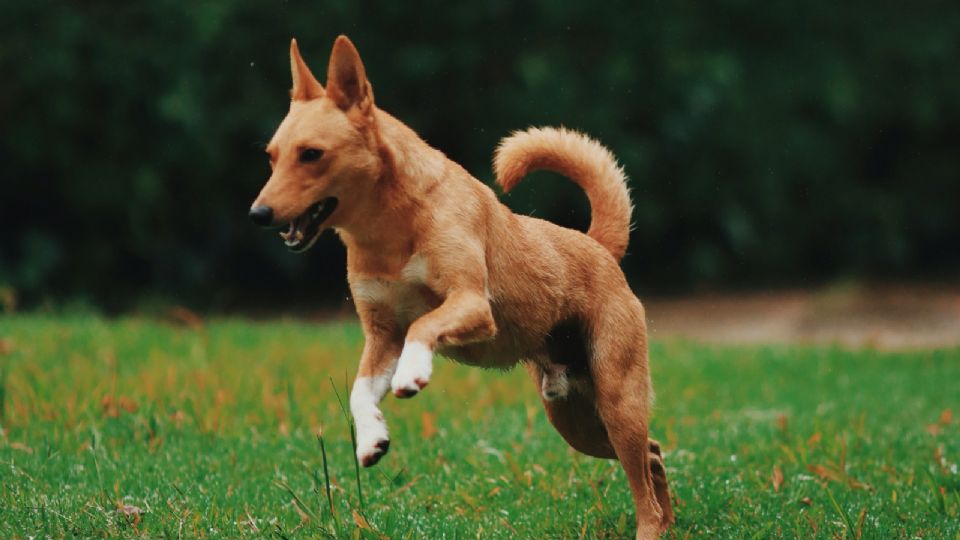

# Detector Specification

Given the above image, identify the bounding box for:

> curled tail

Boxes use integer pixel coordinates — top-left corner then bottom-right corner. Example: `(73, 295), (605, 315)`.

(494, 127), (633, 261)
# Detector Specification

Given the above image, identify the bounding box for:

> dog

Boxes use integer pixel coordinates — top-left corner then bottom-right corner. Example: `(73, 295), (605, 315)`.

(250, 35), (674, 538)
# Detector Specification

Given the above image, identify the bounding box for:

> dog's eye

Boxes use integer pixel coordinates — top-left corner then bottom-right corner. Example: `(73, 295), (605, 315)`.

(299, 148), (324, 163)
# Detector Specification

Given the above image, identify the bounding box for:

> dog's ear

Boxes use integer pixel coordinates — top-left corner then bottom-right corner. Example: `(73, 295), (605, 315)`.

(290, 38), (324, 101)
(326, 35), (374, 112)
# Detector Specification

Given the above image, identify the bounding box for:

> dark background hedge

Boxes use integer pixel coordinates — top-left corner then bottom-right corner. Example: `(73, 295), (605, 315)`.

(2, 1), (959, 311)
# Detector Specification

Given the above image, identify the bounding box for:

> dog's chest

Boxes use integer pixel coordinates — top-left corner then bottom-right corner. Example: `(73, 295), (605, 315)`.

(349, 255), (440, 324)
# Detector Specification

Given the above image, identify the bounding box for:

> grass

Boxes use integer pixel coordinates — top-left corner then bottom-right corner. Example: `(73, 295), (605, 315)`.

(0, 314), (958, 539)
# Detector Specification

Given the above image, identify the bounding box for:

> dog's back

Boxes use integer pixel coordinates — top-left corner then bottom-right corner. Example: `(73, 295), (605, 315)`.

(405, 126), (641, 366)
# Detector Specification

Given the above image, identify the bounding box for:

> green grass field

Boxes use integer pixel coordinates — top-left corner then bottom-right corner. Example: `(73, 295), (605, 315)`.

(0, 314), (957, 539)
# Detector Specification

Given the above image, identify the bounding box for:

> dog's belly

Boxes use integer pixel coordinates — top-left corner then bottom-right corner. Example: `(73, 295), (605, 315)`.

(438, 340), (521, 369)
(438, 311), (541, 369)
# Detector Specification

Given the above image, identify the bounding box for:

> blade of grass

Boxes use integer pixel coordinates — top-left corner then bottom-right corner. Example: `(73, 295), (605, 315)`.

(317, 431), (338, 523)
(824, 483), (854, 538)
(0, 363), (6, 423)
(330, 376), (363, 511)
(274, 479), (319, 523)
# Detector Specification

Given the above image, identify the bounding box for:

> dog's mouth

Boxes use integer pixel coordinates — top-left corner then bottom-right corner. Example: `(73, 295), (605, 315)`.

(279, 197), (338, 253)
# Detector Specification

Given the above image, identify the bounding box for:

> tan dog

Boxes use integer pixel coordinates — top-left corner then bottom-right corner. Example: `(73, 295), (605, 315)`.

(250, 36), (674, 538)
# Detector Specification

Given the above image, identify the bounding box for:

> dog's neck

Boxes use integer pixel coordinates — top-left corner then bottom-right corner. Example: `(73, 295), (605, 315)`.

(336, 108), (448, 263)
(374, 109), (449, 198)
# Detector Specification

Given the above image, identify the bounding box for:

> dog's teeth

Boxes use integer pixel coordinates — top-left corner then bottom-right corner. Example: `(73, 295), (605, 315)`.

(312, 201), (325, 219)
(281, 223), (301, 246)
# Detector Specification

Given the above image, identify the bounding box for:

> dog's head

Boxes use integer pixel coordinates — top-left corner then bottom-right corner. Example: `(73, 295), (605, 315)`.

(249, 36), (382, 252)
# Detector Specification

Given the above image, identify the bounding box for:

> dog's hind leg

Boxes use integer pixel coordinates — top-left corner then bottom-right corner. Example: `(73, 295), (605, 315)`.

(525, 361), (616, 458)
(526, 361), (674, 532)
(530, 318), (617, 457)
(588, 301), (664, 539)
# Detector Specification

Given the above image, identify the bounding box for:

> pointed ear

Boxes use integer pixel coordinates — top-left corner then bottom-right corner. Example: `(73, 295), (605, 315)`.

(326, 35), (374, 112)
(290, 38), (324, 101)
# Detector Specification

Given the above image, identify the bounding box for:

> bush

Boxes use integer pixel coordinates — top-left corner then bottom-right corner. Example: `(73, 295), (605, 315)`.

(2, 1), (958, 309)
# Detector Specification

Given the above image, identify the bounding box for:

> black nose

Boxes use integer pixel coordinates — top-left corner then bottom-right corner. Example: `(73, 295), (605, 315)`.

(248, 205), (274, 227)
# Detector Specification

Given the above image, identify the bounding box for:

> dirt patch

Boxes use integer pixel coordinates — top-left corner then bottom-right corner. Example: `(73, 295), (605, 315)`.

(645, 283), (960, 350)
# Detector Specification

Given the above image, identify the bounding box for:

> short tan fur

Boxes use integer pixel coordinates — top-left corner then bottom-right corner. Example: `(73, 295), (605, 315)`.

(252, 36), (673, 538)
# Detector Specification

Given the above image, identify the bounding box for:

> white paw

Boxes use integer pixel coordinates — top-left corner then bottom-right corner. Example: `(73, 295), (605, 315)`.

(391, 341), (433, 398)
(355, 414), (390, 467)
(351, 375), (391, 467)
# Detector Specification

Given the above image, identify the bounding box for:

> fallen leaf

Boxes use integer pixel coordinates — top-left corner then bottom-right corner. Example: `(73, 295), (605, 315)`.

(9, 442), (33, 454)
(119, 396), (138, 414)
(772, 465), (784, 492)
(807, 464), (841, 483)
(926, 424), (942, 436)
(807, 463), (872, 490)
(352, 509), (372, 530)
(939, 409), (953, 426)
(776, 414), (789, 434)
(498, 517), (518, 535)
(934, 446), (951, 475)
(290, 498), (310, 523)
(804, 510), (818, 536)
(421, 411), (437, 439)
(118, 504), (143, 516)
(170, 410), (186, 427)
(807, 432), (822, 447)
(102, 395), (137, 417)
(799, 497), (812, 506)
(855, 506), (867, 540)
(117, 504), (143, 526)
(101, 395), (118, 417)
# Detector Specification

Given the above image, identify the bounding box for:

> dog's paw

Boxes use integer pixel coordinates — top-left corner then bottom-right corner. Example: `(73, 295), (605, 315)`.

(355, 414), (390, 467)
(391, 341), (432, 398)
(350, 375), (392, 467)
(357, 437), (390, 467)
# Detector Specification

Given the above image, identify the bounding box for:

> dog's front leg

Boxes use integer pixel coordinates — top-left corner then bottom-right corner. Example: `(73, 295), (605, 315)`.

(351, 303), (402, 467)
(392, 289), (496, 397)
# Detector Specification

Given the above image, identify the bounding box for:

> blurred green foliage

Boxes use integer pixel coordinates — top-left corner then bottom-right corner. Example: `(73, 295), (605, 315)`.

(2, 1), (959, 310)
